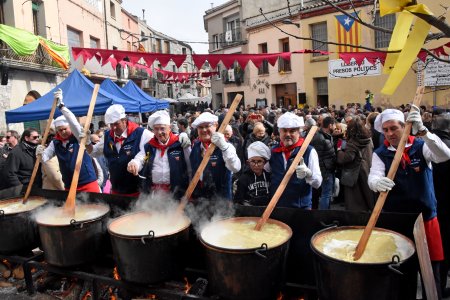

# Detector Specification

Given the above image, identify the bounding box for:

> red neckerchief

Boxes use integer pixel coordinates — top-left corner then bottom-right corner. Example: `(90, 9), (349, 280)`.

(55, 133), (73, 142)
(109, 121), (139, 145)
(384, 136), (415, 169)
(202, 141), (211, 150)
(273, 138), (305, 160)
(148, 132), (179, 157)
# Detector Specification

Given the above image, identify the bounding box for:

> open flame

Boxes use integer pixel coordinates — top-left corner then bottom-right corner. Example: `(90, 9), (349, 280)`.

(2, 259), (11, 269)
(109, 287), (117, 300)
(277, 292), (283, 300)
(183, 277), (191, 294)
(146, 294), (157, 299)
(81, 291), (91, 300)
(113, 266), (120, 281)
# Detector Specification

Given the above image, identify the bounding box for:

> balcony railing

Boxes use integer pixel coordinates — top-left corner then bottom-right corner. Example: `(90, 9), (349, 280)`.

(278, 57), (291, 73)
(258, 60), (269, 75)
(0, 41), (66, 73)
(218, 27), (242, 48)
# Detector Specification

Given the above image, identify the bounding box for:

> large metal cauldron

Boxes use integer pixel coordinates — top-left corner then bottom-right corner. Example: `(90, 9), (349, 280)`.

(36, 203), (110, 267)
(200, 217), (292, 300)
(311, 226), (417, 300)
(0, 197), (47, 254)
(108, 211), (190, 284)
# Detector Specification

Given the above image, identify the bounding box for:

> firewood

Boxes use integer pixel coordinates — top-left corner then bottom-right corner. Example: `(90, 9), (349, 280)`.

(0, 281), (13, 287)
(12, 265), (24, 280)
(2, 269), (11, 279)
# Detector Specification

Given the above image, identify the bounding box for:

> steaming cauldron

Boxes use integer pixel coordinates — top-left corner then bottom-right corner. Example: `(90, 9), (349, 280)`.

(36, 203), (110, 267)
(108, 211), (190, 284)
(310, 226), (417, 300)
(0, 197), (47, 254)
(200, 217), (292, 300)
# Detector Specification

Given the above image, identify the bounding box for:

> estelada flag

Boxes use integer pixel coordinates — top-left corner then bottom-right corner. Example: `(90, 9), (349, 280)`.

(137, 43), (146, 52)
(335, 12), (361, 53)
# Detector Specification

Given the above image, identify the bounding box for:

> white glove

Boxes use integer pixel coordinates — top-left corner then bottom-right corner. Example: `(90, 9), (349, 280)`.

(406, 105), (427, 135)
(374, 177), (395, 192)
(296, 160), (312, 179)
(79, 130), (91, 145)
(127, 161), (139, 176)
(211, 132), (229, 151)
(36, 145), (46, 156)
(178, 132), (191, 149)
(54, 88), (64, 108)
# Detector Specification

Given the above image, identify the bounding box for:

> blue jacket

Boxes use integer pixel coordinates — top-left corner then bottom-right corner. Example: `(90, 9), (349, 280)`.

(53, 136), (97, 189)
(103, 127), (144, 194)
(190, 140), (233, 200)
(141, 141), (189, 199)
(270, 145), (313, 208)
(375, 139), (437, 220)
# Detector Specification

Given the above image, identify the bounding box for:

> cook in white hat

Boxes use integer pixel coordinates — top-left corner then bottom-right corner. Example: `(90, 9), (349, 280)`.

(87, 104), (154, 196)
(189, 111), (241, 200)
(368, 106), (450, 277)
(270, 111), (322, 209)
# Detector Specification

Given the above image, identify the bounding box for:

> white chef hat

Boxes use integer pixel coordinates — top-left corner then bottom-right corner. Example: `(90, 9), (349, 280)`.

(374, 109), (405, 133)
(277, 112), (305, 128)
(192, 112), (218, 129)
(147, 110), (171, 129)
(105, 104), (126, 124)
(247, 141), (271, 160)
(53, 115), (69, 128)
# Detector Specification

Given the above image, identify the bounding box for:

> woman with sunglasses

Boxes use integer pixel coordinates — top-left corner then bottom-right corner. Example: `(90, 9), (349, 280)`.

(0, 128), (42, 190)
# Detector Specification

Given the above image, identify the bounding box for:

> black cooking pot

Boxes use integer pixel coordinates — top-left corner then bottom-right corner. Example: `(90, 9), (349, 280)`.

(36, 203), (110, 267)
(200, 217), (292, 300)
(310, 225), (417, 300)
(108, 211), (191, 284)
(0, 197), (47, 254)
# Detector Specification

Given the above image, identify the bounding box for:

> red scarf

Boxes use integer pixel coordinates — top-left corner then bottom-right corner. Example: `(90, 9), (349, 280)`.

(109, 121), (139, 145)
(384, 136), (415, 169)
(273, 138), (305, 160)
(55, 133), (73, 142)
(148, 132), (179, 157)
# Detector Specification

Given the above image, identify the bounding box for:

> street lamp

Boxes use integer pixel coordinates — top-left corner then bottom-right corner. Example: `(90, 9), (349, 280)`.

(282, 19), (300, 28)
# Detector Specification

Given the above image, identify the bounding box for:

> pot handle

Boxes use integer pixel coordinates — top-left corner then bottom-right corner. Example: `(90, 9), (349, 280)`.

(388, 255), (404, 275)
(255, 243), (268, 259)
(320, 220), (339, 228)
(141, 230), (155, 245)
(0, 210), (4, 218)
(70, 219), (85, 229)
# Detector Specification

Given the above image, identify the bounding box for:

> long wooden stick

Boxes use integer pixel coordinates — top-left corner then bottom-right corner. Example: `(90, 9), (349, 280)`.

(23, 96), (58, 204)
(353, 86), (425, 260)
(64, 84), (100, 215)
(176, 94), (243, 215)
(255, 125), (318, 231)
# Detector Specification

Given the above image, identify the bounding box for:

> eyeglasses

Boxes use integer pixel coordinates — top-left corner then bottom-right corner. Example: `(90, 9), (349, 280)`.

(197, 124), (214, 130)
(6, 136), (11, 139)
(30, 136), (40, 140)
(248, 160), (265, 166)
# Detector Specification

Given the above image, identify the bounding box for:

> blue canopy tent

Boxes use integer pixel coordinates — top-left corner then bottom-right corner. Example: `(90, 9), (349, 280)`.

(99, 79), (142, 112)
(5, 70), (135, 123)
(122, 80), (169, 111)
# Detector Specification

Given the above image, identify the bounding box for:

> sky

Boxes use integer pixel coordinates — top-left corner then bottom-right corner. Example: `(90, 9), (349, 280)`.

(122, 0), (229, 54)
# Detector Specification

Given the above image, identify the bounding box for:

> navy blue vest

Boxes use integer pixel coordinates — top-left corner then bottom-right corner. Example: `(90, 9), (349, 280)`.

(141, 141), (189, 199)
(270, 145), (313, 208)
(190, 140), (233, 200)
(375, 139), (437, 220)
(53, 136), (97, 189)
(103, 127), (144, 194)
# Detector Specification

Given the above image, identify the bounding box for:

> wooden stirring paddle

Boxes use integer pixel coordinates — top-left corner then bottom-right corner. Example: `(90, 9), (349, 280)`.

(176, 94), (243, 216)
(23, 95), (59, 204)
(353, 86), (424, 260)
(63, 84), (100, 215)
(255, 125), (318, 231)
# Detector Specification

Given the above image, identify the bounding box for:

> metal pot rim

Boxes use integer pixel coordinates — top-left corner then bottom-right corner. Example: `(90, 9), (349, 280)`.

(200, 216), (293, 252)
(310, 225), (416, 265)
(108, 210), (191, 239)
(0, 197), (48, 216)
(36, 203), (110, 227)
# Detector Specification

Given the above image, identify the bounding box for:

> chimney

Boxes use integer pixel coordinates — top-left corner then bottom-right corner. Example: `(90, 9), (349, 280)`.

(142, 9), (145, 20)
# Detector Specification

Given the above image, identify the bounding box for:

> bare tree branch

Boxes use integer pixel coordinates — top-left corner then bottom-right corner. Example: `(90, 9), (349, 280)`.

(411, 12), (450, 37)
(422, 49), (450, 64)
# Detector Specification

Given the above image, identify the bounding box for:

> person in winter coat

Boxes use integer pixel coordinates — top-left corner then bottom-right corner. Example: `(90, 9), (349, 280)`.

(431, 112), (450, 297)
(37, 90), (100, 193)
(368, 107), (450, 298)
(190, 112), (241, 201)
(234, 141), (271, 206)
(243, 122), (272, 160)
(1, 128), (42, 190)
(128, 110), (191, 199)
(336, 117), (374, 211)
